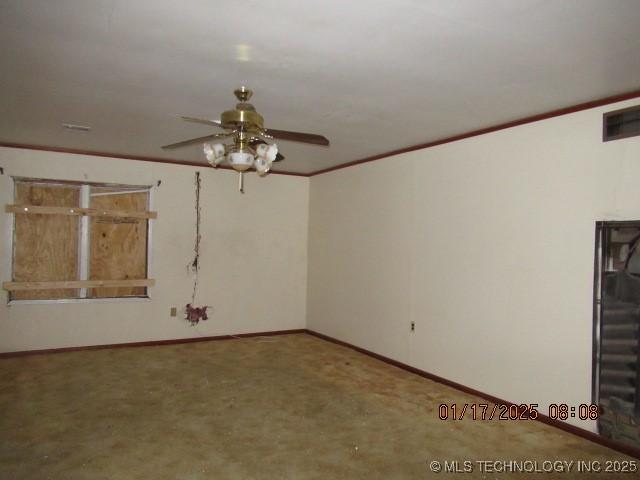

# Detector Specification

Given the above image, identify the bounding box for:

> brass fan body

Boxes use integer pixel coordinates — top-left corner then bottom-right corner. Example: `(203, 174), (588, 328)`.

(162, 86), (329, 154)
(220, 89), (264, 153)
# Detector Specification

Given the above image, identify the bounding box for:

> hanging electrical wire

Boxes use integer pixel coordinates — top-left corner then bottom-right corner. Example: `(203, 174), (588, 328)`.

(184, 171), (208, 325)
(191, 171), (201, 279)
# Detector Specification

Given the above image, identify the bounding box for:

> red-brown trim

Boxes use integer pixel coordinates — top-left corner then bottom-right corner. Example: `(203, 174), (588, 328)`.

(310, 88), (640, 176)
(0, 142), (310, 178)
(2, 90), (639, 178)
(0, 329), (306, 358)
(305, 329), (640, 460)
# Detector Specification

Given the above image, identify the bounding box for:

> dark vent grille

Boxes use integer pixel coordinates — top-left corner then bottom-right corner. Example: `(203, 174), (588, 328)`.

(604, 105), (640, 142)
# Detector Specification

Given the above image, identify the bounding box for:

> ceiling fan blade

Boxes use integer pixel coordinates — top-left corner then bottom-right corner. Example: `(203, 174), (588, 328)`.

(162, 133), (230, 150)
(263, 128), (329, 146)
(180, 116), (224, 128)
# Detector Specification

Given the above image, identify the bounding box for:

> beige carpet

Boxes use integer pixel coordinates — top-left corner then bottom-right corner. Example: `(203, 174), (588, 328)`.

(0, 333), (632, 479)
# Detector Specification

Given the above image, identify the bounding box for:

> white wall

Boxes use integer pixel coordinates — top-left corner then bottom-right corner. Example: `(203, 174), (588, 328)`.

(0, 147), (309, 352)
(307, 98), (640, 430)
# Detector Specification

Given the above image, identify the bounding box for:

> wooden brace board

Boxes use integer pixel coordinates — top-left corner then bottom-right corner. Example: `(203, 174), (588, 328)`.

(3, 279), (155, 291)
(5, 204), (157, 219)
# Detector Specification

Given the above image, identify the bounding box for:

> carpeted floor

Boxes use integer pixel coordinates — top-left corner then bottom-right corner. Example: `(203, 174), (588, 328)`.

(0, 333), (633, 479)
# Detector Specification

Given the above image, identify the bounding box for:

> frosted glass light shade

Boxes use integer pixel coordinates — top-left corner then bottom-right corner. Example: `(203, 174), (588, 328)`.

(256, 143), (278, 162)
(255, 143), (268, 158)
(265, 143), (278, 162)
(204, 143), (225, 167)
(228, 151), (254, 171)
(255, 156), (271, 176)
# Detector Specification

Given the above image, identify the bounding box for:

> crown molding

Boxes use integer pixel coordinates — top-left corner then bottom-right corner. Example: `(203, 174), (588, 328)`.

(310, 88), (640, 176)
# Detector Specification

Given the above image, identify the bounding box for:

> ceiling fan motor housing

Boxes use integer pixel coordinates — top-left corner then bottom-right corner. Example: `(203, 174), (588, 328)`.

(220, 108), (264, 131)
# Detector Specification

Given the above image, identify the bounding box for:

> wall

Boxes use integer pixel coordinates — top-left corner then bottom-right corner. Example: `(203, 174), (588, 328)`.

(307, 98), (640, 430)
(3, 98), (639, 432)
(0, 147), (309, 352)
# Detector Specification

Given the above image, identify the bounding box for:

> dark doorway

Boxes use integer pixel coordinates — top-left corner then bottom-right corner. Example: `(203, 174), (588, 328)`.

(594, 221), (640, 448)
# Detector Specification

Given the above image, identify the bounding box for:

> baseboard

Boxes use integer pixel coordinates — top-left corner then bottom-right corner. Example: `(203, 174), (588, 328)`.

(0, 328), (306, 358)
(304, 329), (640, 460)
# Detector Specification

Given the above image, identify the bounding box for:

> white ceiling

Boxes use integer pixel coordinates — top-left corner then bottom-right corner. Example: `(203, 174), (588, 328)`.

(1, 0), (639, 175)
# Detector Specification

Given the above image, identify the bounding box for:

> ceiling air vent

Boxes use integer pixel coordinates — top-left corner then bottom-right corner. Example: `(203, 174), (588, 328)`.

(62, 123), (91, 132)
(603, 104), (640, 142)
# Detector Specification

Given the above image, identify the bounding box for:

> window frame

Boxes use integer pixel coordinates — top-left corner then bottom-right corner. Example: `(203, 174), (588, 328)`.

(7, 177), (154, 305)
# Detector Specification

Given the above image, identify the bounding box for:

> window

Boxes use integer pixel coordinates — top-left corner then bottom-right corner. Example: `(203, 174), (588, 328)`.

(4, 178), (156, 302)
(593, 221), (640, 449)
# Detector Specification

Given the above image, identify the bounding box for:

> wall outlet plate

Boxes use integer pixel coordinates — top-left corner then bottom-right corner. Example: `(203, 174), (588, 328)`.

(170, 307), (177, 317)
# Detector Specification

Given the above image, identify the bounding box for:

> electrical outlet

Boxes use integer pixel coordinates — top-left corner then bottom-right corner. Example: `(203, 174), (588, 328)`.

(410, 321), (415, 332)
(170, 307), (177, 317)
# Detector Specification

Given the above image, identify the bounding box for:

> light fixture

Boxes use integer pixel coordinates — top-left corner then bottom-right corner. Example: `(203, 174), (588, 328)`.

(203, 140), (278, 192)
(163, 87), (329, 194)
(227, 151), (254, 171)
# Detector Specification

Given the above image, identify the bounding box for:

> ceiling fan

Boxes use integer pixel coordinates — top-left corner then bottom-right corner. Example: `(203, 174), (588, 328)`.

(162, 86), (329, 192)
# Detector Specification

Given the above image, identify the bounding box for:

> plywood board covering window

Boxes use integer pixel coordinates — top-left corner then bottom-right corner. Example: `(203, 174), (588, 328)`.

(89, 188), (149, 298)
(6, 179), (153, 302)
(13, 183), (80, 300)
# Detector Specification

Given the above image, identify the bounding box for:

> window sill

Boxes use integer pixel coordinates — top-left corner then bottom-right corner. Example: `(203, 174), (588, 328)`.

(7, 297), (151, 306)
